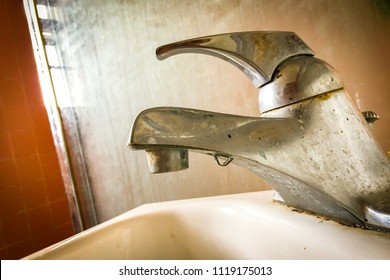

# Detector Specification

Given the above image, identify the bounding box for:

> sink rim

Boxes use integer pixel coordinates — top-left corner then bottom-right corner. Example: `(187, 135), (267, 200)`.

(23, 190), (390, 260)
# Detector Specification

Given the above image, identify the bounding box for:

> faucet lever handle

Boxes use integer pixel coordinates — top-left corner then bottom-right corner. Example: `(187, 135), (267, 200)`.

(156, 31), (314, 88)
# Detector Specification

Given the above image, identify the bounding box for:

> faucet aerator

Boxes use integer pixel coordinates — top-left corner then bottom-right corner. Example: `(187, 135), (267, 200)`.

(145, 149), (189, 174)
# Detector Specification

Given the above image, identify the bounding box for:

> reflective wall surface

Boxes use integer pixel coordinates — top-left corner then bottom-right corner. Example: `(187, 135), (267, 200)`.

(30, 0), (390, 225)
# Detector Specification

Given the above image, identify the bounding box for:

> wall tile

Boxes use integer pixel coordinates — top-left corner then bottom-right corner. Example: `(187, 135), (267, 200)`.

(0, 46), (18, 80)
(15, 155), (43, 183)
(32, 228), (63, 252)
(40, 152), (61, 180)
(3, 104), (32, 133)
(32, 112), (57, 154)
(0, 102), (7, 133)
(9, 128), (37, 157)
(0, 185), (25, 216)
(6, 238), (34, 260)
(53, 223), (74, 242)
(0, 80), (26, 107)
(50, 199), (71, 225)
(0, 132), (13, 159)
(26, 204), (53, 232)
(0, 218), (5, 248)
(0, 159), (18, 187)
(20, 180), (47, 209)
(2, 212), (30, 245)
(45, 176), (67, 201)
(0, 247), (7, 260)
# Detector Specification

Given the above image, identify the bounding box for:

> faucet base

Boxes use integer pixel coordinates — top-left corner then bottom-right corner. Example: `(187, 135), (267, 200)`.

(232, 158), (369, 229)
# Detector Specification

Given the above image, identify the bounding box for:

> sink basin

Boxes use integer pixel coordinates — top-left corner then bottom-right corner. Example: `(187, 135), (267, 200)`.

(23, 191), (390, 259)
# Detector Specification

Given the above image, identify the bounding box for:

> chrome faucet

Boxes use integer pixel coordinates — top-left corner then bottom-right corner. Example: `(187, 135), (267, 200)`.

(128, 31), (390, 232)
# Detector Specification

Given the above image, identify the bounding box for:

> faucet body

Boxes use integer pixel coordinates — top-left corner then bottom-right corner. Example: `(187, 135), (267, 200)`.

(129, 32), (390, 232)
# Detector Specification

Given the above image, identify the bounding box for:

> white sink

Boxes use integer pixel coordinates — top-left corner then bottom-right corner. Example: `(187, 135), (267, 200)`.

(23, 191), (390, 259)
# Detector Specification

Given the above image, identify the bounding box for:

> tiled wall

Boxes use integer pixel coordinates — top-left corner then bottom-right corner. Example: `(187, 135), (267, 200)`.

(0, 0), (74, 259)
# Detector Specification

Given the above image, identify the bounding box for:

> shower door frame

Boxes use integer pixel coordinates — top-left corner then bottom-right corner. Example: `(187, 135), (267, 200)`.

(23, 0), (98, 232)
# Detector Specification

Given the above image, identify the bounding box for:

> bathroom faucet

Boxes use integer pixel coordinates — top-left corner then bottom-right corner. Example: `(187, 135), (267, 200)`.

(128, 31), (390, 232)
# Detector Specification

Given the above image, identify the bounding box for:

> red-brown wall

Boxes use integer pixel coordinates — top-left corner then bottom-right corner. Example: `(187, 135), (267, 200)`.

(0, 0), (74, 259)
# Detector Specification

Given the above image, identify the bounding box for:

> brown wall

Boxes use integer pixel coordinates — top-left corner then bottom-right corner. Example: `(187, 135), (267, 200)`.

(0, 0), (74, 259)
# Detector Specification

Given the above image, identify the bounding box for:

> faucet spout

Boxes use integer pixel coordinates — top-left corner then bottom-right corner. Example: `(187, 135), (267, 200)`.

(129, 107), (297, 163)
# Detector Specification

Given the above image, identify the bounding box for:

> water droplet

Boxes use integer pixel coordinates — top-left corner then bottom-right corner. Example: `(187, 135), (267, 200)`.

(259, 150), (267, 160)
(214, 154), (234, 166)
